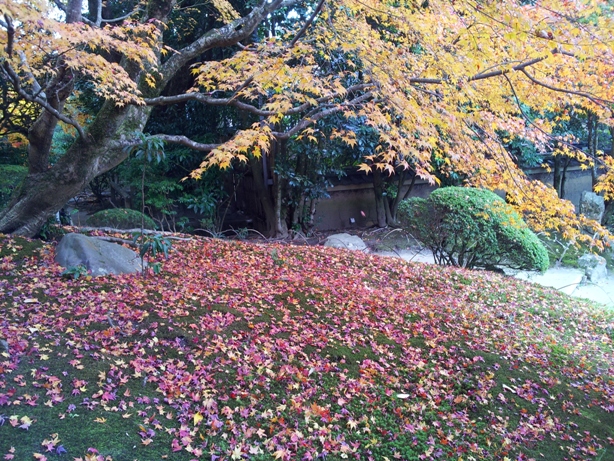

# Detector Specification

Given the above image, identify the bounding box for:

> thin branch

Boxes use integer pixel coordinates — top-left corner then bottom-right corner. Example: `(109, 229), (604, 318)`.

(502, 73), (603, 166)
(154, 135), (219, 152)
(273, 91), (373, 139)
(52, 0), (67, 13)
(101, 8), (140, 23)
(407, 48), (574, 85)
(18, 51), (44, 96)
(519, 68), (613, 108)
(289, 0), (326, 48)
(1, 61), (86, 140)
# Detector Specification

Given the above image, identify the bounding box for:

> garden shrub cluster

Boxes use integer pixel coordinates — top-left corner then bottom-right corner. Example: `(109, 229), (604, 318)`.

(86, 208), (157, 230)
(398, 187), (549, 272)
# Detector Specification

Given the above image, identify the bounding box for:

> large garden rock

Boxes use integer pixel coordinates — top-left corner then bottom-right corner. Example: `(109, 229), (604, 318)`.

(579, 191), (605, 223)
(577, 253), (607, 282)
(55, 233), (142, 276)
(324, 233), (368, 252)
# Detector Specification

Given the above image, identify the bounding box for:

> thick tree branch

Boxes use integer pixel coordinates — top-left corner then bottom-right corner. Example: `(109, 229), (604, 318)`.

(154, 135), (219, 152)
(3, 13), (14, 58)
(273, 92), (374, 139)
(18, 51), (44, 97)
(289, 0), (326, 48)
(144, 83), (373, 117)
(159, 0), (298, 85)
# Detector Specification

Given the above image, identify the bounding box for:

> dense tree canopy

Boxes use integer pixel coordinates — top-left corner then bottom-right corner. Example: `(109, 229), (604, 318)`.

(1, 0), (614, 240)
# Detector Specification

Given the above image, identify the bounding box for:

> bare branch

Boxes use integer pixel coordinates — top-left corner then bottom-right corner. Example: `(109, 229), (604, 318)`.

(101, 8), (140, 24)
(51, 0), (67, 13)
(519, 68), (613, 108)
(18, 51), (44, 97)
(1, 61), (86, 140)
(154, 135), (219, 151)
(273, 91), (373, 139)
(144, 83), (373, 117)
(408, 48), (575, 85)
(159, 0), (298, 85)
(289, 0), (326, 48)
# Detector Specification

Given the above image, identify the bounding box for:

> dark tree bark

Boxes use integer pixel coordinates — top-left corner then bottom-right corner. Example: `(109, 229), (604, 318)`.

(250, 155), (278, 236)
(587, 110), (599, 188)
(371, 166), (416, 227)
(372, 168), (388, 228)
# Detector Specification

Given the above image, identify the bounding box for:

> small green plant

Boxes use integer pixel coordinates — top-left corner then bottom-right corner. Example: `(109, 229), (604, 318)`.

(398, 187), (549, 272)
(271, 248), (284, 266)
(132, 232), (172, 276)
(37, 217), (67, 241)
(234, 227), (249, 240)
(60, 265), (89, 280)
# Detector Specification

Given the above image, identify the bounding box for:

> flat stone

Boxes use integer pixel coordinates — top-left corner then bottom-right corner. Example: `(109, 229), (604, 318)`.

(55, 233), (142, 276)
(323, 233), (368, 252)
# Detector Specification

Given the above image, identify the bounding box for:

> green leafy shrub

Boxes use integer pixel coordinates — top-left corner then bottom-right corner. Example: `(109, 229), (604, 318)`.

(0, 164), (27, 210)
(86, 208), (157, 230)
(398, 187), (549, 272)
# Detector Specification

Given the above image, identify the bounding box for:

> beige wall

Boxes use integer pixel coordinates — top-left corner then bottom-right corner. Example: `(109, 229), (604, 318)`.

(313, 166), (594, 231)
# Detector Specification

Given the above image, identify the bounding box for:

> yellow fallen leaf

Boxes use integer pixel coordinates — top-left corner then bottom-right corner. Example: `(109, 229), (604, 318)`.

(193, 412), (203, 425)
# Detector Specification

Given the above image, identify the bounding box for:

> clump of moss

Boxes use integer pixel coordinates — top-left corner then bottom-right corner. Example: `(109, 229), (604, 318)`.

(86, 208), (156, 230)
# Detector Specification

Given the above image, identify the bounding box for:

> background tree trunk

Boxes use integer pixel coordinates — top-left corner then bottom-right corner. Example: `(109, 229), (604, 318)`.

(587, 111), (599, 188)
(372, 168), (388, 228)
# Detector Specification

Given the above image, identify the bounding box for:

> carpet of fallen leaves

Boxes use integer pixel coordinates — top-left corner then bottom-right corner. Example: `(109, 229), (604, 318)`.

(1, 232), (614, 461)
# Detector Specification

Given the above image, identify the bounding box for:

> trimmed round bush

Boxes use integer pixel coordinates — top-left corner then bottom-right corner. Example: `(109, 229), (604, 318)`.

(0, 164), (27, 211)
(86, 208), (157, 230)
(398, 187), (549, 272)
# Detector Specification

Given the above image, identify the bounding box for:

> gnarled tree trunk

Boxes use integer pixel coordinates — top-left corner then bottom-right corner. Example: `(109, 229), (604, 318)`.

(0, 105), (150, 235)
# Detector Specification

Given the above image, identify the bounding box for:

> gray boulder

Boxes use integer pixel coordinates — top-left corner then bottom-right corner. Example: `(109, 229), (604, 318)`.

(577, 253), (607, 282)
(55, 233), (142, 276)
(323, 233), (368, 252)
(579, 191), (605, 223)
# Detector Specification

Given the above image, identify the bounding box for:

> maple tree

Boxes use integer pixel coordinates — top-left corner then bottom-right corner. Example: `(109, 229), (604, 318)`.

(1, 0), (614, 238)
